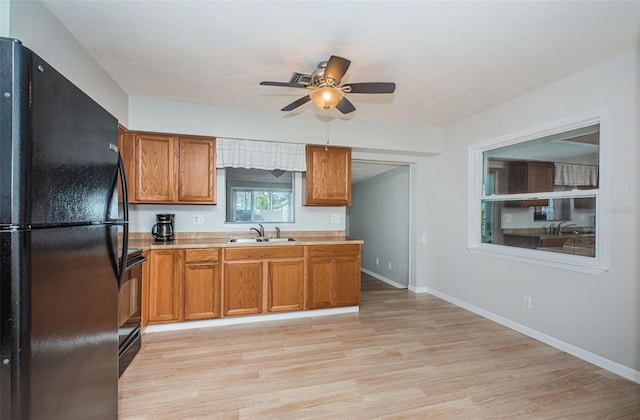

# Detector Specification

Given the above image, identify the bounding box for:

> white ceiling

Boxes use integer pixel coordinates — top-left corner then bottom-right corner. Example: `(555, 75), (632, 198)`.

(351, 161), (406, 184)
(42, 0), (639, 128)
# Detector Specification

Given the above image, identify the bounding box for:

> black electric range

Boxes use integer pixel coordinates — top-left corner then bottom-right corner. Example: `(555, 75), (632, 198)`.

(117, 247), (146, 376)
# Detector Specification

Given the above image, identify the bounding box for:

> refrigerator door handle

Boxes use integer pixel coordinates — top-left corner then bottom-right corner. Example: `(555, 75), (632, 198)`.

(106, 144), (130, 288)
(116, 151), (129, 289)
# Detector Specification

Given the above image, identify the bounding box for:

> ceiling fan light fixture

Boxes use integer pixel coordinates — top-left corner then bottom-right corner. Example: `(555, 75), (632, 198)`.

(309, 86), (344, 110)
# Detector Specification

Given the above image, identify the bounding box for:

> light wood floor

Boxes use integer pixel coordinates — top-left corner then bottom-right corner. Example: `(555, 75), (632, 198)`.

(119, 276), (640, 419)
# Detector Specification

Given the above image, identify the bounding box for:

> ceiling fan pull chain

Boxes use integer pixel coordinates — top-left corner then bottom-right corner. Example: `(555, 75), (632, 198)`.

(325, 117), (330, 151)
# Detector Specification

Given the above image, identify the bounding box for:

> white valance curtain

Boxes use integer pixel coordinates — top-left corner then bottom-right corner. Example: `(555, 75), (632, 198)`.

(554, 163), (598, 187)
(216, 138), (306, 171)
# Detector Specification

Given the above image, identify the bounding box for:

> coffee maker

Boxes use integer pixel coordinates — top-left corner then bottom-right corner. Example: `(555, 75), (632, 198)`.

(151, 214), (175, 242)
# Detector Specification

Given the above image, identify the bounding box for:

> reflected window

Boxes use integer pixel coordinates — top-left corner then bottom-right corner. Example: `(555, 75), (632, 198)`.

(476, 123), (599, 259)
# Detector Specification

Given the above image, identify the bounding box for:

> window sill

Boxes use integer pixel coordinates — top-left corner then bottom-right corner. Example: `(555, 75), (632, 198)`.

(467, 244), (608, 275)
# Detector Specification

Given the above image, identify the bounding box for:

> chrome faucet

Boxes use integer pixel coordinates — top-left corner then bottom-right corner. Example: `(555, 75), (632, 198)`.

(249, 224), (266, 237)
(275, 226), (281, 238)
(559, 223), (577, 234)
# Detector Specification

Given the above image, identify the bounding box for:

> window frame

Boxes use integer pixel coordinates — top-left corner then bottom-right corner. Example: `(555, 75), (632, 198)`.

(468, 110), (609, 274)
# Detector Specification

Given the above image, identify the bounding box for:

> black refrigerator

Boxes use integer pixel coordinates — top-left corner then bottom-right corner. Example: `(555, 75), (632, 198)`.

(0, 37), (129, 419)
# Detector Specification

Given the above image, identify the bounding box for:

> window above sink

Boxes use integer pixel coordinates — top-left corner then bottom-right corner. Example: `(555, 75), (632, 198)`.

(225, 168), (294, 223)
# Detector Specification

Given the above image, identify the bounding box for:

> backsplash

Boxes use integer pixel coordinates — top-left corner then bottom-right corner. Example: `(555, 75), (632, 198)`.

(128, 202), (344, 235)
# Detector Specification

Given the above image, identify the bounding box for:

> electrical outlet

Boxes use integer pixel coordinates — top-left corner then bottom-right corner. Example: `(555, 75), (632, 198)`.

(330, 214), (340, 224)
(376, 258), (379, 265)
(421, 234), (427, 243)
(523, 296), (532, 309)
(388, 262), (392, 270)
(193, 215), (204, 224)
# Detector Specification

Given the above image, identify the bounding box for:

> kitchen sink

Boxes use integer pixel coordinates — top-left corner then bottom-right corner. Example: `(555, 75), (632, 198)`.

(227, 237), (264, 243)
(558, 230), (595, 236)
(227, 237), (296, 243)
(263, 237), (296, 242)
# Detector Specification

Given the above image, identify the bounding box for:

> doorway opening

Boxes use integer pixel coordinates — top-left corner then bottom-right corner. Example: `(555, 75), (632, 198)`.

(347, 160), (411, 291)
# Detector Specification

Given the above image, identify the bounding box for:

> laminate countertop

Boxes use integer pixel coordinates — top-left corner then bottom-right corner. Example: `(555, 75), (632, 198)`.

(127, 233), (363, 252)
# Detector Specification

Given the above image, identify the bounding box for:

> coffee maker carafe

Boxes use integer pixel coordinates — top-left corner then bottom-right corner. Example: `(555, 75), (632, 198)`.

(152, 214), (175, 242)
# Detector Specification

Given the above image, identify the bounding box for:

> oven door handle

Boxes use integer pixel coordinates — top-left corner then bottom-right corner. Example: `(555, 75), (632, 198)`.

(125, 255), (147, 270)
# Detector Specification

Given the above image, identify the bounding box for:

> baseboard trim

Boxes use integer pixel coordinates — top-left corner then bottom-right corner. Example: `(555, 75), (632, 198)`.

(409, 285), (428, 294)
(426, 288), (640, 384)
(361, 268), (407, 289)
(143, 306), (359, 334)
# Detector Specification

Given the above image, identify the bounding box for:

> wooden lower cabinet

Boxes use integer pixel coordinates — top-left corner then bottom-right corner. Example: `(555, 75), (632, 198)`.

(184, 248), (221, 320)
(307, 244), (361, 309)
(307, 257), (333, 309)
(268, 260), (305, 312)
(334, 256), (361, 307)
(223, 261), (263, 316)
(147, 249), (184, 324)
(223, 246), (304, 317)
(145, 248), (220, 325)
(144, 244), (361, 325)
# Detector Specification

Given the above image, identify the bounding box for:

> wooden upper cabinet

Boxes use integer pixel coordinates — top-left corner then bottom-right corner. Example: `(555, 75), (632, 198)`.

(500, 160), (554, 207)
(121, 131), (216, 204)
(178, 137), (216, 203)
(304, 145), (352, 206)
(525, 161), (555, 194)
(134, 132), (177, 202)
(119, 127), (136, 203)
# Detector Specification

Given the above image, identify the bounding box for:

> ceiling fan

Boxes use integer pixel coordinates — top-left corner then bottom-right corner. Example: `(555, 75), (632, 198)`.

(259, 55), (396, 114)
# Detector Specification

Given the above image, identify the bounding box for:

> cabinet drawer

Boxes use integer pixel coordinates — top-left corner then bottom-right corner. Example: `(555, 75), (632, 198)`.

(185, 248), (219, 263)
(224, 246), (304, 261)
(308, 244), (360, 258)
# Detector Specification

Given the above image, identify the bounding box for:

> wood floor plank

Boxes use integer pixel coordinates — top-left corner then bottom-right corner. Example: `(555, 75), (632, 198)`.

(119, 276), (640, 419)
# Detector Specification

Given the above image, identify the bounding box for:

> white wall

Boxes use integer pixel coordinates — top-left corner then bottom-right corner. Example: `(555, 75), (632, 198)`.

(128, 170), (345, 235)
(426, 49), (639, 376)
(126, 97), (443, 235)
(6, 0), (128, 124)
(127, 97), (444, 155)
(349, 166), (410, 287)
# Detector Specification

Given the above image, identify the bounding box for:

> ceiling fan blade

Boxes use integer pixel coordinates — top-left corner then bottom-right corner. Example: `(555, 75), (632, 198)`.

(344, 82), (396, 94)
(336, 97), (356, 114)
(324, 55), (351, 84)
(260, 81), (308, 89)
(281, 95), (311, 111)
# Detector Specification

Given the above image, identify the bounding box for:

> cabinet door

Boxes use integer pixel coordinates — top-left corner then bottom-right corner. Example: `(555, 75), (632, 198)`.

(147, 250), (183, 324)
(178, 137), (216, 203)
(523, 161), (554, 207)
(223, 262), (263, 316)
(268, 260), (304, 312)
(307, 257), (334, 309)
(334, 256), (361, 307)
(184, 262), (220, 320)
(304, 145), (351, 206)
(134, 133), (177, 202)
